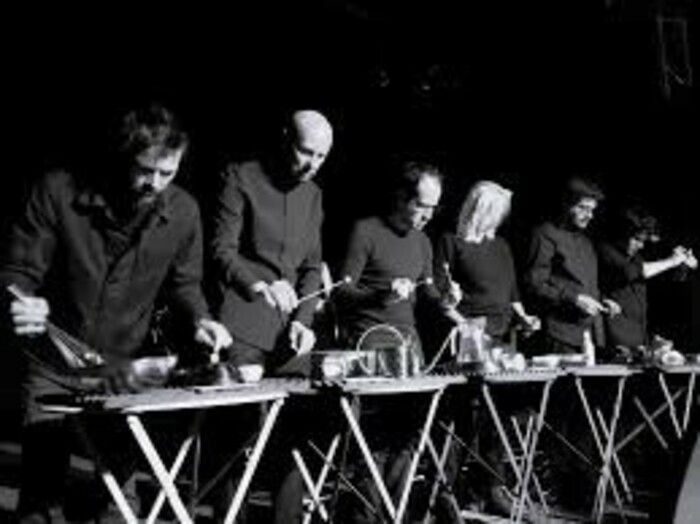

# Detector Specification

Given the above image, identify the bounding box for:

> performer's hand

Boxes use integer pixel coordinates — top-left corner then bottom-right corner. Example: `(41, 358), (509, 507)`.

(102, 360), (142, 394)
(443, 282), (464, 308)
(682, 248), (698, 270)
(389, 278), (415, 303)
(250, 281), (276, 309)
(268, 280), (299, 314)
(575, 294), (606, 316)
(601, 299), (622, 317)
(10, 295), (50, 336)
(289, 320), (316, 354)
(671, 246), (689, 266)
(194, 319), (233, 364)
(520, 314), (541, 333)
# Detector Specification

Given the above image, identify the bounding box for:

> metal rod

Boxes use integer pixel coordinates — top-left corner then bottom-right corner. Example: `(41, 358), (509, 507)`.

(595, 408), (633, 505)
(633, 397), (669, 450)
(515, 380), (552, 523)
(73, 419), (139, 524)
(511, 416), (549, 513)
(306, 439), (379, 517)
(301, 435), (341, 524)
(297, 276), (352, 305)
(127, 415), (193, 524)
(293, 449), (329, 522)
(146, 411), (204, 524)
(593, 377), (627, 523)
(340, 395), (397, 520)
(616, 388), (684, 452)
(658, 373), (683, 439)
(396, 387), (445, 523)
(224, 398), (285, 524)
(683, 372), (696, 432)
(574, 378), (625, 520)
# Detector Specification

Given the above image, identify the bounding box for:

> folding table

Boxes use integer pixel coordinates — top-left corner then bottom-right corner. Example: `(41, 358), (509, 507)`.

(40, 381), (291, 524)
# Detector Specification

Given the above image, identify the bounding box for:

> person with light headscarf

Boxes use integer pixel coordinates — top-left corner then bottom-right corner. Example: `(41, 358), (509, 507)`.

(434, 180), (540, 342)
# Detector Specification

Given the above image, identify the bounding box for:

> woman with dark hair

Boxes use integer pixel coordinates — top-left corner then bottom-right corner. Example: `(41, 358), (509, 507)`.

(598, 205), (696, 351)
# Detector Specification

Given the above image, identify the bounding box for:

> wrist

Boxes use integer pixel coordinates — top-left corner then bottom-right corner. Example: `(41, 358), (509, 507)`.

(250, 281), (268, 294)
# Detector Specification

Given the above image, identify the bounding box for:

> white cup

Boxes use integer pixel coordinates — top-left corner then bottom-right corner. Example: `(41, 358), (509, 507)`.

(238, 364), (263, 383)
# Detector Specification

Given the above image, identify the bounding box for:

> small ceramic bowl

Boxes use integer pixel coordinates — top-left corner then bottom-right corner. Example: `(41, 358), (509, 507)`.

(238, 364), (264, 383)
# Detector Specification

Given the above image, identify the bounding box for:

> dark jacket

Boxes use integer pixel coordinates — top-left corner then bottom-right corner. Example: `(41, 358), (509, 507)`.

(211, 160), (322, 351)
(598, 241), (647, 348)
(0, 170), (210, 361)
(525, 221), (604, 347)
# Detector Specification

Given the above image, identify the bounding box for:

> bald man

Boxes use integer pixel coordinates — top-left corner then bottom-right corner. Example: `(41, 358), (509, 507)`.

(211, 110), (333, 369)
(207, 110), (332, 523)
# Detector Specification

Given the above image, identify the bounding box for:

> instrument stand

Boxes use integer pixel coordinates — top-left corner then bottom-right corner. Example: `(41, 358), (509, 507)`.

(43, 386), (288, 524)
(479, 373), (557, 523)
(570, 366), (636, 523)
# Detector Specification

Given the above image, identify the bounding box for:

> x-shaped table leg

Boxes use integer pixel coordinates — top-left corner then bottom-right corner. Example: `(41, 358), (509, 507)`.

(481, 380), (553, 522)
(617, 388), (685, 453)
(291, 434), (341, 523)
(422, 421), (463, 524)
(426, 435), (465, 523)
(222, 397), (285, 524)
(145, 412), (205, 524)
(658, 373), (684, 439)
(126, 415), (195, 523)
(574, 376), (627, 523)
(339, 387), (444, 523)
(73, 419), (140, 524)
(510, 416), (549, 514)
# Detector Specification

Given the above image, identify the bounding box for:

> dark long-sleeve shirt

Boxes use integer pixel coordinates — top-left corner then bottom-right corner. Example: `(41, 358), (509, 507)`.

(434, 233), (519, 338)
(0, 170), (210, 361)
(211, 160), (322, 351)
(334, 216), (440, 344)
(525, 221), (602, 347)
(598, 241), (647, 348)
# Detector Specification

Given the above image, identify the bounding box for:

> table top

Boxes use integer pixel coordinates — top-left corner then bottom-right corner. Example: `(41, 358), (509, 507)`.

(40, 380), (297, 414)
(39, 363), (698, 415)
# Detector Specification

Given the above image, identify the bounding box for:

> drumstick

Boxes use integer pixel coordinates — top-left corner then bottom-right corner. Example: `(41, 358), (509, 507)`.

(297, 275), (352, 305)
(415, 276), (434, 288)
(442, 262), (455, 287)
(7, 284), (103, 367)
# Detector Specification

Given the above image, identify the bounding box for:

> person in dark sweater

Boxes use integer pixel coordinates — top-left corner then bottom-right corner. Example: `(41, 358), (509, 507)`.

(335, 162), (445, 355)
(434, 180), (540, 343)
(599, 206), (696, 351)
(433, 181), (540, 520)
(524, 176), (620, 356)
(334, 161), (447, 524)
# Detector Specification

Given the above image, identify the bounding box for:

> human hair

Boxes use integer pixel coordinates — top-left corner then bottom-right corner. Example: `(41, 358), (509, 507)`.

(562, 176), (605, 211)
(115, 103), (189, 158)
(613, 205), (660, 242)
(392, 161), (443, 202)
(456, 180), (512, 243)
